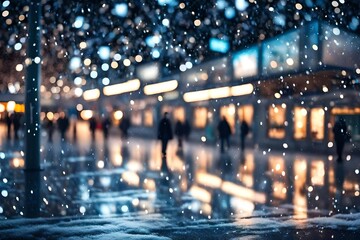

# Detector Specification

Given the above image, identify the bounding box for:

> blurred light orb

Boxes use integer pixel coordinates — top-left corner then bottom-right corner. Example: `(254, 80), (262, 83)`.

(14, 43), (22, 50)
(74, 88), (83, 97)
(102, 77), (110, 85)
(112, 3), (128, 17)
(114, 110), (123, 120)
(123, 59), (131, 67)
(152, 49), (160, 58)
(162, 18), (170, 27)
(79, 206), (86, 214)
(73, 16), (84, 28)
(80, 110), (93, 120)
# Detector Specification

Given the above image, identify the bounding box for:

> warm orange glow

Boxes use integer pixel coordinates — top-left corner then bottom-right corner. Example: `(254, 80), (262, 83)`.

(143, 80), (178, 95)
(103, 79), (140, 96)
(83, 89), (100, 101)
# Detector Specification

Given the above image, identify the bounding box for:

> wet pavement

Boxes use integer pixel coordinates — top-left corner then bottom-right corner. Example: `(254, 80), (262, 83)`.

(0, 122), (360, 239)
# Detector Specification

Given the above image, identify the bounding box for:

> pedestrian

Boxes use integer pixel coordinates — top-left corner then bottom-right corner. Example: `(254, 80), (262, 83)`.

(45, 116), (54, 142)
(5, 112), (13, 139)
(333, 117), (350, 163)
(102, 115), (111, 139)
(240, 120), (250, 152)
(119, 116), (131, 139)
(57, 112), (70, 141)
(174, 120), (184, 149)
(89, 116), (97, 140)
(13, 112), (22, 140)
(157, 112), (173, 157)
(217, 116), (232, 153)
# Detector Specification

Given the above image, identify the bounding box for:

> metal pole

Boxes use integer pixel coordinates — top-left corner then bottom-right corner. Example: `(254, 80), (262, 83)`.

(24, 0), (42, 218)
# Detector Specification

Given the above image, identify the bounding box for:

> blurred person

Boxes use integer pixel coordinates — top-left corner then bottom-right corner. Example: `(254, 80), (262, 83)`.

(57, 112), (70, 141)
(157, 112), (173, 157)
(119, 115), (131, 139)
(89, 116), (97, 140)
(13, 112), (22, 140)
(217, 116), (232, 153)
(102, 115), (111, 139)
(240, 120), (250, 152)
(45, 116), (54, 142)
(174, 120), (184, 149)
(5, 112), (13, 139)
(333, 117), (350, 163)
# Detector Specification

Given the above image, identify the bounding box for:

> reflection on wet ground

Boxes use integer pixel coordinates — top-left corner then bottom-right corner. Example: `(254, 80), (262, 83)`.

(0, 122), (360, 237)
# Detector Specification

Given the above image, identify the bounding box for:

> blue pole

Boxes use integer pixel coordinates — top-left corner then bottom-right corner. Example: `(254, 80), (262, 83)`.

(24, 0), (42, 218)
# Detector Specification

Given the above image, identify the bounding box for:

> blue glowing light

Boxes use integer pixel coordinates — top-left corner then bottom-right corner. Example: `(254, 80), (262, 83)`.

(209, 38), (230, 53)
(112, 3), (128, 17)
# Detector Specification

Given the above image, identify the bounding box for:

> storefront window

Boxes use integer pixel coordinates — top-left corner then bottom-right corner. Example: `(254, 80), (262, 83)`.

(294, 107), (307, 139)
(194, 107), (207, 128)
(310, 108), (325, 141)
(220, 104), (236, 133)
(237, 105), (253, 126)
(131, 110), (142, 126)
(268, 105), (286, 139)
(144, 109), (153, 127)
(173, 107), (185, 122)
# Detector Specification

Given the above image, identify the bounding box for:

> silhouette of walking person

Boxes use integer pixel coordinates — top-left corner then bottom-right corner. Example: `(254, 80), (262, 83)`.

(119, 116), (131, 139)
(217, 116), (232, 153)
(240, 120), (250, 152)
(157, 112), (173, 170)
(102, 115), (111, 139)
(45, 116), (54, 142)
(333, 117), (350, 163)
(89, 116), (97, 140)
(174, 120), (184, 150)
(57, 112), (70, 141)
(5, 112), (13, 139)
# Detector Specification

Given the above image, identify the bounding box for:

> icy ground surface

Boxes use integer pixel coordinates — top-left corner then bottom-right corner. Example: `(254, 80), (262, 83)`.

(1, 122), (360, 239)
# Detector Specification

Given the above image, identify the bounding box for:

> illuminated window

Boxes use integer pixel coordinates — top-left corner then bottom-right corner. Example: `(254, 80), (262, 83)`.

(144, 109), (153, 127)
(310, 108), (325, 141)
(294, 107), (307, 139)
(131, 111), (142, 126)
(268, 105), (286, 139)
(220, 104), (236, 133)
(173, 107), (185, 123)
(194, 107), (207, 128)
(237, 105), (253, 126)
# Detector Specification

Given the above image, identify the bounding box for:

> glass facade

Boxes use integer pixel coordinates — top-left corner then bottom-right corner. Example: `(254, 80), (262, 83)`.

(232, 47), (258, 79)
(322, 24), (360, 69)
(262, 31), (300, 75)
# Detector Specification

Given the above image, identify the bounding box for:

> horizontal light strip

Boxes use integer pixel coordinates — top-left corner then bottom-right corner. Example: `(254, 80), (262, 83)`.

(103, 79), (141, 96)
(183, 83), (254, 103)
(209, 86), (230, 99)
(83, 88), (100, 101)
(143, 80), (178, 95)
(183, 89), (210, 103)
(231, 83), (254, 96)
